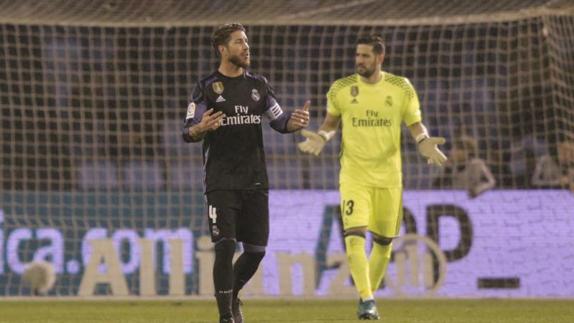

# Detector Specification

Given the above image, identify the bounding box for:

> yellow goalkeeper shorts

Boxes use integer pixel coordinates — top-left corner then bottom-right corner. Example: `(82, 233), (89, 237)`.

(339, 181), (403, 238)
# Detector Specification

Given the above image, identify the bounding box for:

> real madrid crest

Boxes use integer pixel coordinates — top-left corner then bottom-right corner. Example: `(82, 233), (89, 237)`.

(251, 88), (260, 102)
(212, 82), (224, 95)
(385, 95), (393, 107)
(350, 85), (359, 104)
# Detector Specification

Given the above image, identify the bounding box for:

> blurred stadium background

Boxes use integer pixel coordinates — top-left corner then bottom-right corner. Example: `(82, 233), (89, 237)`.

(0, 0), (573, 301)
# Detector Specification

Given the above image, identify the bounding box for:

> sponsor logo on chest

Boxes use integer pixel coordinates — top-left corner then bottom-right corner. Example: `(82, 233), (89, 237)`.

(220, 105), (261, 126)
(351, 109), (392, 127)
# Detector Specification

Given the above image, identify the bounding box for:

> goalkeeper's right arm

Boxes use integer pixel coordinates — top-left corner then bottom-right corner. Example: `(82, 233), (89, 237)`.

(297, 112), (340, 156)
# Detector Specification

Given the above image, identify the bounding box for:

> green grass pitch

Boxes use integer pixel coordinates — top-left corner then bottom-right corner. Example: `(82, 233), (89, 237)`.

(0, 299), (572, 322)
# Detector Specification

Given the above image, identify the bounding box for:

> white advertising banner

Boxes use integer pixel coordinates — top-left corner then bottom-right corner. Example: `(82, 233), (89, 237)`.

(1, 190), (572, 297)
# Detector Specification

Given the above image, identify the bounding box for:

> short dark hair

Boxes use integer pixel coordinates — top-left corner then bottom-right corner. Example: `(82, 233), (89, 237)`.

(356, 34), (385, 55)
(211, 23), (246, 53)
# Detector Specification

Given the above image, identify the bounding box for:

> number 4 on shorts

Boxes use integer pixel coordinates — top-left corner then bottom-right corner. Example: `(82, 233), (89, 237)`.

(209, 205), (217, 224)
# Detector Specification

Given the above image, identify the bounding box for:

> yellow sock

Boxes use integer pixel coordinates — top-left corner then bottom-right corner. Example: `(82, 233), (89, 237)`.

(369, 242), (392, 293)
(344, 235), (372, 300)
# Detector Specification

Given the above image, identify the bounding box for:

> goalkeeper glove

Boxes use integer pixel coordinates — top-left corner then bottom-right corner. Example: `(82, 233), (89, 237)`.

(417, 134), (447, 166)
(298, 129), (334, 156)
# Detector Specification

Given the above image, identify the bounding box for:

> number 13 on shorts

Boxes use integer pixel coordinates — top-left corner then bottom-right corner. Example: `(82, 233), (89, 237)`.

(342, 199), (355, 215)
(340, 182), (404, 237)
(340, 181), (371, 231)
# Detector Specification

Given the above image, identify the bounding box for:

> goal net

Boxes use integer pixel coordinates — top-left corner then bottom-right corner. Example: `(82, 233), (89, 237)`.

(0, 0), (573, 297)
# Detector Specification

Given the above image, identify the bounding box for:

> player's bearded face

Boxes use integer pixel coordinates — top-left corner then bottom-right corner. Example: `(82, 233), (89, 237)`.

(355, 44), (381, 78)
(355, 60), (376, 78)
(229, 52), (250, 68)
(226, 31), (250, 69)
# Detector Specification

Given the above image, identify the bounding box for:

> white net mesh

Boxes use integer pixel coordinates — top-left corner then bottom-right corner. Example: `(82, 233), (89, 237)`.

(0, 0), (573, 297)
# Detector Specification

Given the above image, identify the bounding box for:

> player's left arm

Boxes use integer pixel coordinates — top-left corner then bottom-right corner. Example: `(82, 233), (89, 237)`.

(261, 76), (310, 133)
(265, 99), (310, 133)
(402, 78), (447, 166)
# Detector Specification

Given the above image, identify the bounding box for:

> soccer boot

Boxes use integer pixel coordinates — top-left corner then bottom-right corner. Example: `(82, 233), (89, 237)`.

(357, 299), (380, 320)
(219, 316), (235, 323)
(232, 298), (244, 323)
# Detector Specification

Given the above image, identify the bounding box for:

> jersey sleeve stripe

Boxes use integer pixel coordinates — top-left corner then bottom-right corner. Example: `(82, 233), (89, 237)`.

(264, 103), (283, 120)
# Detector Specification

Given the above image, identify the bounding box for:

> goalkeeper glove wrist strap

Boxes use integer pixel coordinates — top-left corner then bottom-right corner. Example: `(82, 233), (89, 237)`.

(318, 130), (335, 142)
(415, 133), (429, 144)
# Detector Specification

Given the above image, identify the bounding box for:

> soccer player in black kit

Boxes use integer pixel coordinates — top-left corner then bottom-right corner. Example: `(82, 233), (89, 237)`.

(182, 23), (310, 323)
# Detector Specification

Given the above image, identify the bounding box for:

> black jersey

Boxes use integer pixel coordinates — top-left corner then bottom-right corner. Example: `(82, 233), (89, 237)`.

(182, 71), (290, 193)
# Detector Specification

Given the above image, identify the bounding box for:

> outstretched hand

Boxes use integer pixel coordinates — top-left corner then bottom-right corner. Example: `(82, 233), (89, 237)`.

(418, 136), (448, 166)
(297, 129), (327, 156)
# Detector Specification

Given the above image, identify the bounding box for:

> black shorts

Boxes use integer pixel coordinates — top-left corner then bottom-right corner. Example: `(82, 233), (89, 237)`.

(205, 189), (269, 246)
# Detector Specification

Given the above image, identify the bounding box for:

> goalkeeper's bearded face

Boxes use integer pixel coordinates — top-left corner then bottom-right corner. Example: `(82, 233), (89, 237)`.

(355, 44), (382, 78)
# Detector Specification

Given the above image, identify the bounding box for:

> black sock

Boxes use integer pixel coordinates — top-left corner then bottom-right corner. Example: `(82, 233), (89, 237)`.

(232, 251), (265, 299)
(213, 239), (236, 318)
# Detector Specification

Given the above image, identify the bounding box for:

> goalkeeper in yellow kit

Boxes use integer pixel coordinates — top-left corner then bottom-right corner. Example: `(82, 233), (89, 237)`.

(298, 34), (447, 320)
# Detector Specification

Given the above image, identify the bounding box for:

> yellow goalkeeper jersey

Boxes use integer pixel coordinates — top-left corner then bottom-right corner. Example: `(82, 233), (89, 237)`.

(327, 71), (422, 188)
